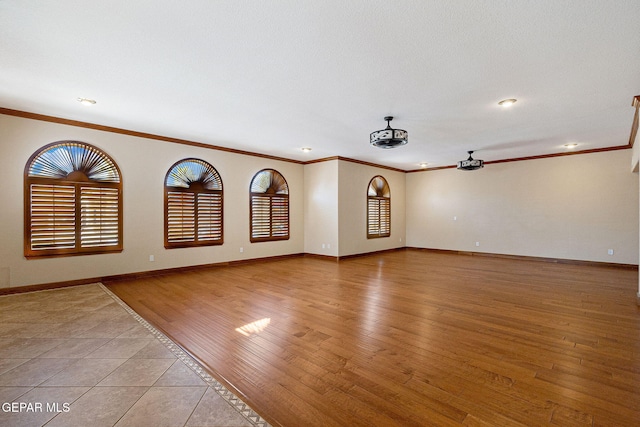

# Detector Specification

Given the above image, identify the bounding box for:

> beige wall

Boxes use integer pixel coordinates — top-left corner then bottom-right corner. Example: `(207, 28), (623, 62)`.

(406, 149), (639, 264)
(337, 160), (406, 257)
(304, 159), (407, 258)
(1, 112), (638, 288)
(633, 125), (640, 297)
(304, 160), (339, 256)
(0, 114), (304, 287)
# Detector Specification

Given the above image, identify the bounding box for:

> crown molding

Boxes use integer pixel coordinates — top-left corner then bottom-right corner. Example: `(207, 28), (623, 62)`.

(304, 156), (405, 173)
(406, 145), (632, 173)
(0, 107), (304, 165)
(629, 95), (640, 147)
(2, 106), (635, 174)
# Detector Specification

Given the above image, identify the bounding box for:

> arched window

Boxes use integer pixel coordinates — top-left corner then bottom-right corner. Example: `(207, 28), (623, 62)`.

(24, 141), (123, 258)
(165, 158), (223, 248)
(250, 169), (289, 242)
(367, 175), (391, 239)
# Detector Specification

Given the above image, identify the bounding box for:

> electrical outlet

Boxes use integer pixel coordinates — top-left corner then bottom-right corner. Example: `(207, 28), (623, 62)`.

(322, 244), (325, 249)
(240, 247), (244, 253)
(607, 249), (614, 255)
(149, 255), (154, 262)
(475, 242), (480, 247)
(327, 243), (330, 249)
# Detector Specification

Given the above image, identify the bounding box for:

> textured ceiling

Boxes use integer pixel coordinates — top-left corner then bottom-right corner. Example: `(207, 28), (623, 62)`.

(1, 1), (639, 170)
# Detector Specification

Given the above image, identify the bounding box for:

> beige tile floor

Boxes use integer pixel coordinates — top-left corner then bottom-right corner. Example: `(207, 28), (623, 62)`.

(0, 283), (269, 427)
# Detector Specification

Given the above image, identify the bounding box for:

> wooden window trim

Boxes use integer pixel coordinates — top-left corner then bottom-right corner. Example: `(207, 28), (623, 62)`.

(367, 175), (391, 239)
(164, 158), (224, 249)
(24, 141), (123, 259)
(249, 169), (290, 243)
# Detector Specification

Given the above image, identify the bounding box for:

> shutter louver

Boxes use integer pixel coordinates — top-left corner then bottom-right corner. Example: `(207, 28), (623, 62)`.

(251, 195), (272, 240)
(167, 191), (196, 243)
(380, 198), (390, 236)
(80, 186), (120, 247)
(197, 193), (222, 241)
(271, 196), (289, 237)
(368, 198), (381, 236)
(30, 184), (76, 250)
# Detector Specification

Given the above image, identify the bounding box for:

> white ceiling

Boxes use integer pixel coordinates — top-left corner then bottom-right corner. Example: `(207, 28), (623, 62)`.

(1, 1), (639, 170)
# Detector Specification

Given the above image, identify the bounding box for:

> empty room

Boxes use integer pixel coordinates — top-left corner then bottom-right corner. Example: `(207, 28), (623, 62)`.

(1, 1), (640, 426)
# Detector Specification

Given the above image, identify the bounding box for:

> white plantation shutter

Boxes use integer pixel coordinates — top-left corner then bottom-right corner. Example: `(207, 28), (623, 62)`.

(25, 141), (122, 258)
(29, 183), (76, 250)
(164, 159), (223, 248)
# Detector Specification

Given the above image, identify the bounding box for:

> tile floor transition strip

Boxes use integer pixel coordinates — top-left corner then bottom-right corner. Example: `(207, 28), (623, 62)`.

(99, 283), (270, 427)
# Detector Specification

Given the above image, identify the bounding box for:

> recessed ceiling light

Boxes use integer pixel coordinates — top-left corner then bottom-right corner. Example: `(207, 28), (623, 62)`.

(498, 98), (517, 107)
(564, 143), (579, 149)
(77, 97), (96, 106)
(301, 147), (312, 152)
(419, 162), (429, 168)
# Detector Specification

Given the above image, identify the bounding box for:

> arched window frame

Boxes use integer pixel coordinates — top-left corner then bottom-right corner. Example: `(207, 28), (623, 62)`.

(367, 175), (391, 239)
(24, 141), (123, 258)
(250, 169), (290, 242)
(164, 158), (223, 248)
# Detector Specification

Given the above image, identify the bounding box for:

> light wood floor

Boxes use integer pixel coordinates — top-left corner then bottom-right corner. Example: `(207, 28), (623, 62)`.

(105, 250), (640, 427)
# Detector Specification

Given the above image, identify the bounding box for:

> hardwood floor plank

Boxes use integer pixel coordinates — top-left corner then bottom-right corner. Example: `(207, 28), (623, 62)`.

(105, 250), (640, 426)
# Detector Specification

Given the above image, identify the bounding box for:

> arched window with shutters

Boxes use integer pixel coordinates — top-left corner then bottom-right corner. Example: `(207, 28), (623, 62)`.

(250, 169), (289, 242)
(165, 158), (223, 248)
(24, 141), (123, 258)
(367, 175), (391, 239)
